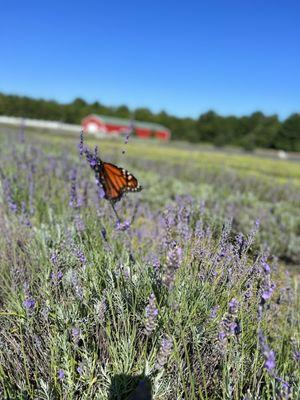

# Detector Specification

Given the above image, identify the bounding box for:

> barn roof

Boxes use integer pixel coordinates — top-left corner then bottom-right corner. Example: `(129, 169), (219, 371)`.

(86, 114), (170, 132)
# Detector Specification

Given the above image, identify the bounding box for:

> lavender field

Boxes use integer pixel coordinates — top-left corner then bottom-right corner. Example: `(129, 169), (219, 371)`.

(0, 127), (299, 399)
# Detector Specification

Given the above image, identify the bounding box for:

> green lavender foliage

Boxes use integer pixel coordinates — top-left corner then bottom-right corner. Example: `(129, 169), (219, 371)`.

(0, 128), (299, 399)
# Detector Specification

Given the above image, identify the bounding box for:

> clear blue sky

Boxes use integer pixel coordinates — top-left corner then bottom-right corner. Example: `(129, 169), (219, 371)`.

(1, 1), (299, 118)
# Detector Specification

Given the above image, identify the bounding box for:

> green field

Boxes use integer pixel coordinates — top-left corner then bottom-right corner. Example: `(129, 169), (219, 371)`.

(0, 128), (299, 399)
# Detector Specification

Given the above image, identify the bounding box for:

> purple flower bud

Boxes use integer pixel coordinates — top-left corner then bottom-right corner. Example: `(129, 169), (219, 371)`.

(58, 369), (65, 381)
(50, 252), (58, 265)
(97, 184), (105, 199)
(71, 327), (81, 344)
(265, 351), (276, 371)
(210, 305), (219, 319)
(77, 365), (84, 375)
(101, 227), (107, 241)
(84, 147), (98, 169)
(261, 283), (275, 300)
(261, 261), (271, 274)
(115, 220), (131, 231)
(50, 270), (63, 285)
(75, 248), (86, 267)
(229, 298), (239, 314)
(293, 351), (300, 363)
(78, 130), (84, 157)
(259, 330), (276, 374)
(23, 298), (36, 310)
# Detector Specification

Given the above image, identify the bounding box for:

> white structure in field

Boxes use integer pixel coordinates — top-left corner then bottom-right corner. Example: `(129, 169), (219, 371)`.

(0, 115), (81, 133)
(278, 150), (288, 160)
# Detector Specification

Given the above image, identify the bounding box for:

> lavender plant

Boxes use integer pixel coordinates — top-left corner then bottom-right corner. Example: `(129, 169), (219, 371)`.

(0, 127), (299, 399)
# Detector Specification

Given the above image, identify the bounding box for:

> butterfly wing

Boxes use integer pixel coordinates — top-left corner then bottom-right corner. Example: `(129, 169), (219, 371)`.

(98, 162), (142, 202)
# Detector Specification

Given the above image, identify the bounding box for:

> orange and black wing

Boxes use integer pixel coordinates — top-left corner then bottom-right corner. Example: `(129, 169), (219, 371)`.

(98, 162), (142, 202)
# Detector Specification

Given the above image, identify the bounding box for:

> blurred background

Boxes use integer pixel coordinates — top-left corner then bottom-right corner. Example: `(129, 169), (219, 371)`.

(0, 0), (300, 153)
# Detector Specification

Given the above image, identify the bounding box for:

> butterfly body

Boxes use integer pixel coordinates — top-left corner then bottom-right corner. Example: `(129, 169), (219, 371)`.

(93, 158), (142, 203)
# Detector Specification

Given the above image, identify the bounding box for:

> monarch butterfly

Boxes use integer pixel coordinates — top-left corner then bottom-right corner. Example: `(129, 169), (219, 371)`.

(92, 157), (143, 203)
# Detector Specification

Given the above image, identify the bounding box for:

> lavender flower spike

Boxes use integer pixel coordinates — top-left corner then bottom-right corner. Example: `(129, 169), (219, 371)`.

(144, 293), (159, 336)
(163, 243), (182, 289)
(155, 335), (173, 370)
(258, 330), (276, 374)
(78, 130), (84, 157)
(69, 168), (77, 208)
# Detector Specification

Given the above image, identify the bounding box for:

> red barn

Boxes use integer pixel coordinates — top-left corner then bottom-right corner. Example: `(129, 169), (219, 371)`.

(82, 114), (171, 141)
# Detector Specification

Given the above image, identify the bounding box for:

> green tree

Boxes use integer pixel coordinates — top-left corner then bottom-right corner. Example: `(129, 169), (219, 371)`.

(276, 114), (300, 151)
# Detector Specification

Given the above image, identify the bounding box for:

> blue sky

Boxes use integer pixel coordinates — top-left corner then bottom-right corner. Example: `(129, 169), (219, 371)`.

(1, 1), (299, 118)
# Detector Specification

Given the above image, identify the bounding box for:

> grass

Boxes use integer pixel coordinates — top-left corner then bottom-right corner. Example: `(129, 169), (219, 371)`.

(0, 127), (299, 399)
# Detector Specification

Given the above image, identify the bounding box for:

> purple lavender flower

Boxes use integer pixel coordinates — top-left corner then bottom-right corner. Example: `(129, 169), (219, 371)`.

(152, 257), (160, 271)
(218, 298), (240, 343)
(178, 205), (191, 241)
(74, 214), (85, 233)
(163, 243), (182, 289)
(78, 130), (84, 157)
(50, 251), (59, 265)
(210, 305), (219, 319)
(77, 364), (84, 375)
(293, 351), (300, 363)
(71, 327), (81, 344)
(3, 179), (18, 213)
(58, 369), (65, 381)
(71, 271), (84, 300)
(246, 218), (260, 247)
(75, 248), (86, 267)
(235, 232), (244, 246)
(23, 297), (36, 311)
(259, 256), (276, 313)
(229, 298), (239, 314)
(9, 202), (18, 213)
(276, 377), (290, 399)
(50, 270), (63, 285)
(94, 294), (107, 322)
(96, 180), (105, 199)
(261, 261), (271, 274)
(19, 201), (32, 227)
(144, 293), (159, 336)
(115, 220), (131, 231)
(69, 168), (77, 208)
(155, 335), (173, 370)
(259, 330), (276, 374)
(84, 147), (98, 168)
(264, 350), (276, 371)
(101, 227), (107, 241)
(261, 283), (276, 300)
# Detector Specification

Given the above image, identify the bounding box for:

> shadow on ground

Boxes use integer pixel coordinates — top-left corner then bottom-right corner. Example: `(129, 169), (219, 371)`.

(108, 374), (152, 400)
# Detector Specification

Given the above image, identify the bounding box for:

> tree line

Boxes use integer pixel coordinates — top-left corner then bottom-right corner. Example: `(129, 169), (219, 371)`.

(0, 92), (299, 151)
